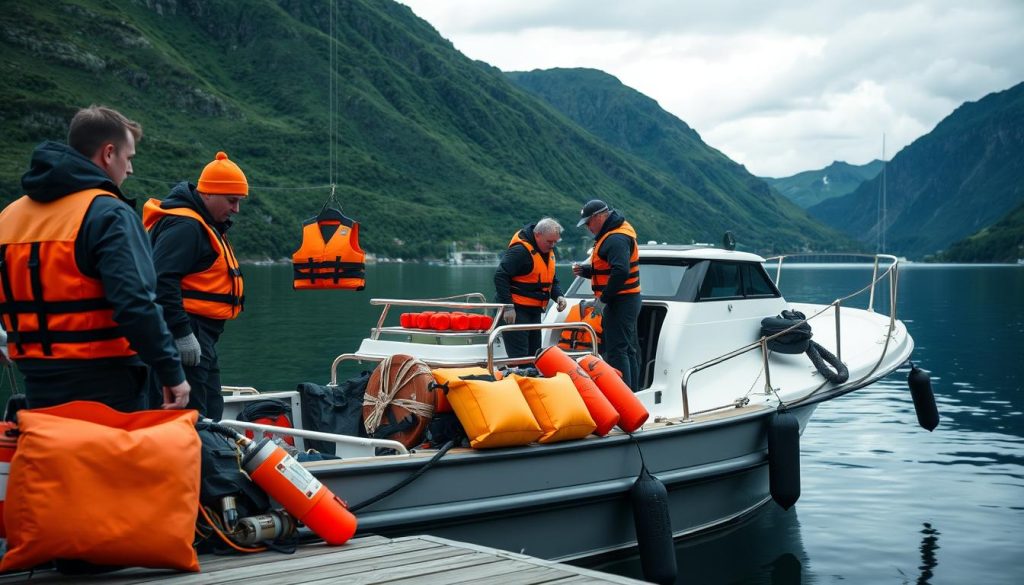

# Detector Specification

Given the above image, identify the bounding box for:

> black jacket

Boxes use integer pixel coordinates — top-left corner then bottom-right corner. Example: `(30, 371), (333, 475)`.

(14, 141), (185, 386)
(494, 223), (564, 306)
(591, 211), (637, 300)
(147, 181), (233, 339)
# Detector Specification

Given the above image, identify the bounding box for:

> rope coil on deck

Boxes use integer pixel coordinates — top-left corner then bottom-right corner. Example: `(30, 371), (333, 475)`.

(761, 310), (849, 385)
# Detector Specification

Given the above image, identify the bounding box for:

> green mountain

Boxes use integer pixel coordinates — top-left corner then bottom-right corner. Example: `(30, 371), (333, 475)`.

(506, 68), (854, 251)
(1, 0), (850, 260)
(935, 201), (1024, 262)
(808, 82), (1024, 259)
(763, 160), (883, 209)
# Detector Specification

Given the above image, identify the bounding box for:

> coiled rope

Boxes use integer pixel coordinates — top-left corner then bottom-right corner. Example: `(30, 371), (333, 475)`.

(362, 355), (435, 436)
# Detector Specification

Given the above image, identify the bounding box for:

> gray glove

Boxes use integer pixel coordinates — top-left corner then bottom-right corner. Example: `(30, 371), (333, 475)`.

(175, 332), (202, 367)
(556, 296), (567, 312)
(503, 306), (516, 325)
(591, 298), (606, 317)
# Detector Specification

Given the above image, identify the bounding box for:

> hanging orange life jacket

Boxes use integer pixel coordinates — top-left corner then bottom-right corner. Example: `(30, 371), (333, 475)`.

(508, 231), (555, 308)
(292, 216), (365, 290)
(142, 199), (245, 320)
(0, 189), (135, 360)
(557, 302), (603, 351)
(591, 220), (640, 300)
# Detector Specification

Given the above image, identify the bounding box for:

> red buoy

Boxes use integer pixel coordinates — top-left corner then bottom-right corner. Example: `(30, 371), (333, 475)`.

(578, 354), (649, 432)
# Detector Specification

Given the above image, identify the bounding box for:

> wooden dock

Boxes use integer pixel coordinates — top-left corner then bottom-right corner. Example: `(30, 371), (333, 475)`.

(0, 534), (649, 584)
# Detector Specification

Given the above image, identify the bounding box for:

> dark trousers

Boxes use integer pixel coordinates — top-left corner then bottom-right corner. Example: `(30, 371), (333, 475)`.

(147, 317), (224, 420)
(602, 293), (642, 391)
(23, 363), (148, 412)
(502, 305), (544, 359)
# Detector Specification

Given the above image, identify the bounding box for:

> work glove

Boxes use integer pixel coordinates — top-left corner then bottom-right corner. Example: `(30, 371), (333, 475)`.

(175, 332), (202, 367)
(502, 306), (516, 325)
(591, 298), (606, 317)
(556, 296), (567, 312)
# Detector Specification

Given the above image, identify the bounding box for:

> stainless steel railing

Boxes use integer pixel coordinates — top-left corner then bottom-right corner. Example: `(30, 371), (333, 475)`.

(679, 254), (901, 420)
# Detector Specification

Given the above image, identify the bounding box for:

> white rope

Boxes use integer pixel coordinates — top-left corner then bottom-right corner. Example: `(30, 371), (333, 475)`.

(363, 356), (435, 434)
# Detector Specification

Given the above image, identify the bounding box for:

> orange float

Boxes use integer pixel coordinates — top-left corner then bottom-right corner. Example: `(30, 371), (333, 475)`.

(534, 346), (618, 436)
(578, 354), (649, 432)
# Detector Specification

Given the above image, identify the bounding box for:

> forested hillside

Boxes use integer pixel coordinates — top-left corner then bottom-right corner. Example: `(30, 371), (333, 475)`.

(1, 0), (852, 259)
(506, 68), (853, 252)
(809, 82), (1024, 259)
(764, 160), (883, 209)
(935, 201), (1024, 263)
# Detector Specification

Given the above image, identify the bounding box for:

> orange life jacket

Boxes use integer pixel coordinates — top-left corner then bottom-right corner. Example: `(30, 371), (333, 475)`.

(591, 220), (640, 299)
(292, 217), (366, 290)
(0, 189), (135, 360)
(557, 302), (603, 351)
(142, 199), (245, 320)
(508, 231), (556, 308)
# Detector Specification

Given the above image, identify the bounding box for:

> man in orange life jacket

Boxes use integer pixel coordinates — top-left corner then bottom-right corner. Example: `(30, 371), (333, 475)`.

(142, 152), (247, 420)
(494, 218), (567, 358)
(0, 105), (190, 411)
(573, 200), (642, 391)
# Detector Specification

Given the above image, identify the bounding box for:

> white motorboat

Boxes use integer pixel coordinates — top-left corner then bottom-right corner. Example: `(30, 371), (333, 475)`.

(219, 246), (929, 562)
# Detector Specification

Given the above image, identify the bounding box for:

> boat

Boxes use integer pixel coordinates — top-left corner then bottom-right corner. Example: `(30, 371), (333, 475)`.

(218, 245), (925, 562)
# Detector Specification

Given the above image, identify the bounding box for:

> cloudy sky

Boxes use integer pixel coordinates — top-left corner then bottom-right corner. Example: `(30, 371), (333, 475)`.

(400, 0), (1024, 177)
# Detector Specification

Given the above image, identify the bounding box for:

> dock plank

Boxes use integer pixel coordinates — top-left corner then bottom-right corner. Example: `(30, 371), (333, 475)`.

(0, 535), (648, 585)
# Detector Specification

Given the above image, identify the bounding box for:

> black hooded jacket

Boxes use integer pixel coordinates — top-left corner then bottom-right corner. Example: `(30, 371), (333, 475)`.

(591, 211), (638, 300)
(12, 141), (185, 386)
(494, 223), (564, 306)
(147, 181), (234, 339)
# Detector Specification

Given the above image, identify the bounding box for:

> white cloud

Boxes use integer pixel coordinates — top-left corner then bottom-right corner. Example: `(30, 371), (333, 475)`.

(400, 0), (1024, 176)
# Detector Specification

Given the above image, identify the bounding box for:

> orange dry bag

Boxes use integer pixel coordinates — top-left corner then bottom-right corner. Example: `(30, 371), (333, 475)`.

(578, 354), (649, 432)
(534, 346), (618, 436)
(241, 437), (356, 545)
(0, 402), (200, 572)
(0, 421), (16, 538)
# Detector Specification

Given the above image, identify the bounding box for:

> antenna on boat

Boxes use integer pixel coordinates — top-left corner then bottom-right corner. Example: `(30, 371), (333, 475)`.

(877, 133), (887, 254)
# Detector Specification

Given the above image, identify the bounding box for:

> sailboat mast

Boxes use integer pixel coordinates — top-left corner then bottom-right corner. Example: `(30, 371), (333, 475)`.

(881, 133), (887, 253)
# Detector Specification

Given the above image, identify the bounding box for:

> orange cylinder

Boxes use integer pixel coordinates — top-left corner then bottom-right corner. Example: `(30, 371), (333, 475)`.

(429, 312), (452, 330)
(578, 355), (649, 433)
(450, 313), (470, 330)
(414, 311), (435, 329)
(242, 438), (356, 545)
(0, 422), (16, 538)
(400, 313), (415, 328)
(535, 346), (618, 436)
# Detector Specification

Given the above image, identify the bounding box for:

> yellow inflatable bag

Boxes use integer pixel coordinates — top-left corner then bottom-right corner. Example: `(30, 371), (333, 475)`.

(445, 374), (542, 449)
(512, 373), (597, 443)
(431, 367), (502, 385)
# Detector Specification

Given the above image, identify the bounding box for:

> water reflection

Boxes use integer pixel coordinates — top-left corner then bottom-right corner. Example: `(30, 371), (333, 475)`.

(916, 522), (940, 585)
(585, 505), (809, 585)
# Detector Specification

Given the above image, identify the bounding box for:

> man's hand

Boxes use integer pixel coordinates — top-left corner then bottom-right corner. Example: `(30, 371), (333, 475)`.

(503, 307), (516, 324)
(591, 298), (606, 317)
(175, 332), (201, 367)
(162, 380), (191, 409)
(556, 296), (567, 312)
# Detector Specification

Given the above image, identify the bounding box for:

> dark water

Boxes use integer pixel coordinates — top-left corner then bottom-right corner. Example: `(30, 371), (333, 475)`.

(4, 263), (1021, 583)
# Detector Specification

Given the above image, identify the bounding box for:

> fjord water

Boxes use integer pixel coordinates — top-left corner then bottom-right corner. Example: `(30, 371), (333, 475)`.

(217, 262), (1023, 584)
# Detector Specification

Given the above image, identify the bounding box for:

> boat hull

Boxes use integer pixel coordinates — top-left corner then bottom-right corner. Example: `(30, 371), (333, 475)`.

(309, 402), (818, 561)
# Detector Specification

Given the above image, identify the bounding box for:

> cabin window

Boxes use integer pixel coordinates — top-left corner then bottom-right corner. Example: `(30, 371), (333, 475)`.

(696, 261), (781, 301)
(698, 262), (741, 300)
(566, 260), (693, 301)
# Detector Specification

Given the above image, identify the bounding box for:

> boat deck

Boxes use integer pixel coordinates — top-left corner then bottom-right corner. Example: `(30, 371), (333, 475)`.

(0, 535), (648, 584)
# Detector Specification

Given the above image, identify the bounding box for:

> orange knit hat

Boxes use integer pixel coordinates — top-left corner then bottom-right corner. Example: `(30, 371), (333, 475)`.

(197, 151), (248, 196)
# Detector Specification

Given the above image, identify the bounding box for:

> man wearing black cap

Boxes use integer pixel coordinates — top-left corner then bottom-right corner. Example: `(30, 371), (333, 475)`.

(572, 199), (642, 391)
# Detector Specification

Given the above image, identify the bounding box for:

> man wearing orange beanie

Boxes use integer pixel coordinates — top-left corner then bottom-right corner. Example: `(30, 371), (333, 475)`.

(141, 151), (248, 419)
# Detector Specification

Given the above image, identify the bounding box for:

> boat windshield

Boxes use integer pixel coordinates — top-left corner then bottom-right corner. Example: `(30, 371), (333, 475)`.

(567, 259), (697, 301)
(566, 258), (781, 302)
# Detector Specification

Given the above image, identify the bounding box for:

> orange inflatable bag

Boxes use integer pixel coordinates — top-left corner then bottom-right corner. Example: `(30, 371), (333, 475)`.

(443, 374), (542, 449)
(535, 346), (619, 436)
(512, 373), (596, 443)
(431, 366), (504, 414)
(0, 421), (16, 538)
(578, 354), (649, 432)
(0, 401), (201, 572)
